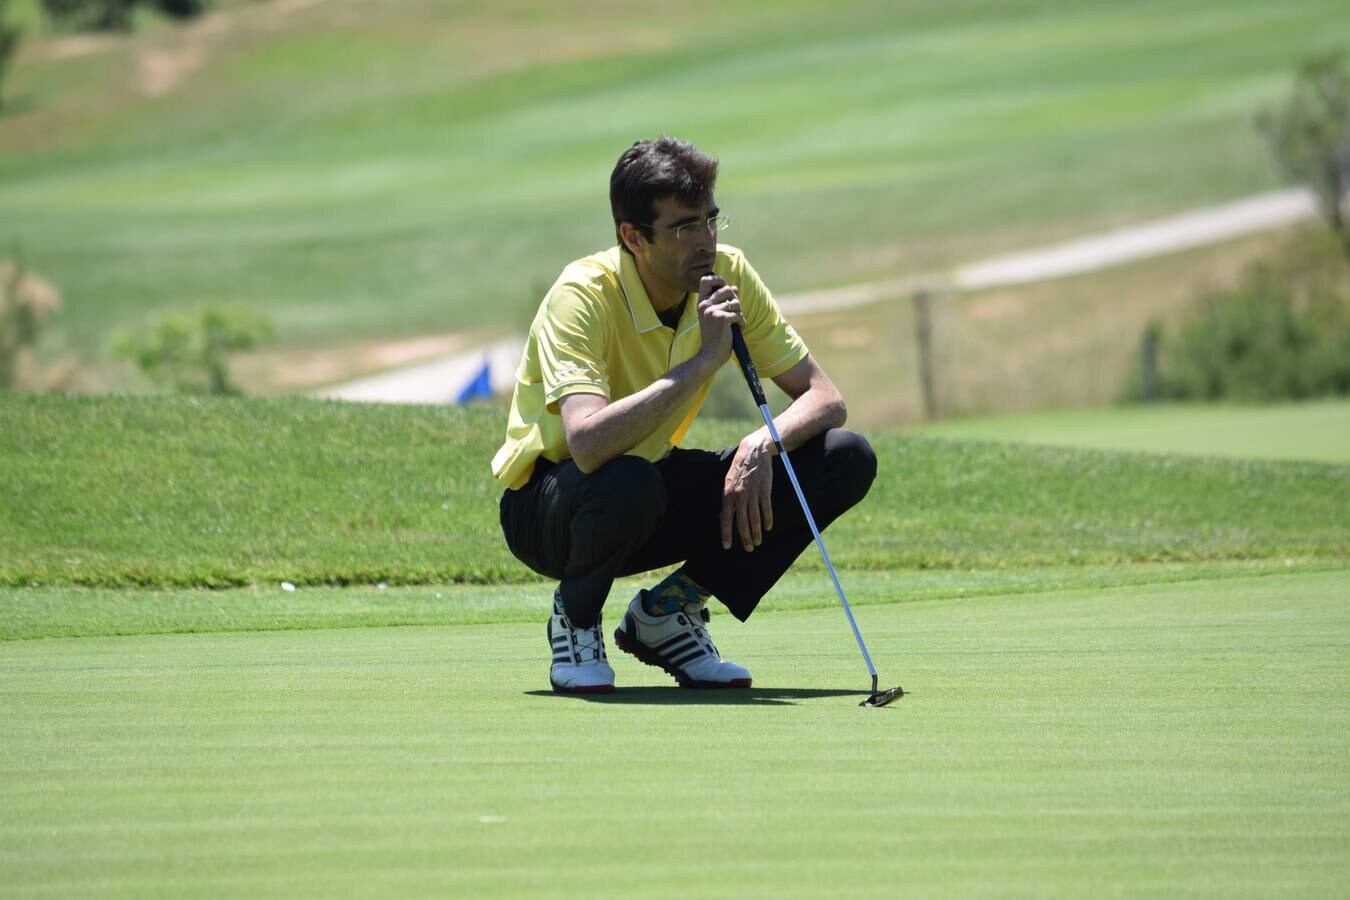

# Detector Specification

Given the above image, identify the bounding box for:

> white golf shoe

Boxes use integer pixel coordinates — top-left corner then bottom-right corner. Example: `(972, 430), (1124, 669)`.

(613, 591), (752, 688)
(548, 592), (615, 694)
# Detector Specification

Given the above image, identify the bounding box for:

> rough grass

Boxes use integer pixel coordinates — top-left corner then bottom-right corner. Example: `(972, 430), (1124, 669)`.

(796, 223), (1350, 427)
(2, 571), (1346, 897)
(797, 228), (1304, 426)
(4, 0), (1349, 356)
(1, 395), (1346, 589)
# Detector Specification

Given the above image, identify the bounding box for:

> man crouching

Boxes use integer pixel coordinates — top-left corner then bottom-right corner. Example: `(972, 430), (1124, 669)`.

(492, 136), (877, 694)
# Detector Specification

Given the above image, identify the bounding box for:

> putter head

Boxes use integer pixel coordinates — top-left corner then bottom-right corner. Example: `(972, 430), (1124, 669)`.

(860, 684), (905, 707)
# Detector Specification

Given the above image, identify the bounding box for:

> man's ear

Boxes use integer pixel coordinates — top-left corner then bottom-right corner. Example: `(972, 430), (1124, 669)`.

(618, 222), (646, 256)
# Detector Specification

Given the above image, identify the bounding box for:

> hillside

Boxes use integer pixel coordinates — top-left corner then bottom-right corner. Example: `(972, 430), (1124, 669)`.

(3, 0), (1348, 358)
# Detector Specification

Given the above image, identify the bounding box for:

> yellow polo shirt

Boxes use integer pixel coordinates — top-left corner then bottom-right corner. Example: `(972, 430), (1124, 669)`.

(491, 244), (809, 490)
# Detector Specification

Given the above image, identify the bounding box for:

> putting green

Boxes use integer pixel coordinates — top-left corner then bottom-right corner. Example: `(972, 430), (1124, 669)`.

(916, 400), (1350, 464)
(2, 570), (1346, 897)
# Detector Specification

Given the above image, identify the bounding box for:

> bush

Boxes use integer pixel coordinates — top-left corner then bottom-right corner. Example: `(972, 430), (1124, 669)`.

(155, 0), (207, 17)
(0, 0), (21, 113)
(40, 0), (135, 31)
(40, 0), (208, 32)
(0, 259), (62, 391)
(110, 307), (274, 395)
(1163, 272), (1317, 400)
(1124, 236), (1350, 402)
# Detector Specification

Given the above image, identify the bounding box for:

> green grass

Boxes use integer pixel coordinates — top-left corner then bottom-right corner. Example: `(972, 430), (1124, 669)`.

(2, 396), (1346, 588)
(2, 571), (1346, 897)
(4, 559), (1341, 641)
(2, 391), (1346, 895)
(916, 399), (1350, 463)
(4, 0), (1349, 356)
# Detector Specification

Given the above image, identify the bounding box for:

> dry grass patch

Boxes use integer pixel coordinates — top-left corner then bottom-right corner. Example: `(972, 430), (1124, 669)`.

(798, 227), (1294, 428)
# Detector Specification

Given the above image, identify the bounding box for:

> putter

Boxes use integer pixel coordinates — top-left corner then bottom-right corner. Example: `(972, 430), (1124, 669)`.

(726, 319), (904, 708)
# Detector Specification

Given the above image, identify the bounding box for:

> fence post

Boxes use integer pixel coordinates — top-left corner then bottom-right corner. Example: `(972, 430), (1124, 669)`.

(914, 288), (938, 420)
(1140, 322), (1161, 402)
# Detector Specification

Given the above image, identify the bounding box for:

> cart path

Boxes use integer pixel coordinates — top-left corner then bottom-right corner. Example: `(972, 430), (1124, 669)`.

(318, 187), (1316, 404)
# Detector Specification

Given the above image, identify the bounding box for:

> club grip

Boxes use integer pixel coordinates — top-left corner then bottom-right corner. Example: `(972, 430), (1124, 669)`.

(730, 325), (768, 407)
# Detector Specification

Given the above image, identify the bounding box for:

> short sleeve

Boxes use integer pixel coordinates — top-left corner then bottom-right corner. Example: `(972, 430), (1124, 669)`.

(732, 254), (809, 379)
(538, 281), (611, 413)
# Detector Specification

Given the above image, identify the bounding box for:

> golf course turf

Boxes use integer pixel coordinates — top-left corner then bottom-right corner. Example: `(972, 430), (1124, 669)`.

(6, 0), (1350, 891)
(3, 397), (1346, 588)
(916, 401), (1350, 465)
(2, 395), (1347, 896)
(2, 571), (1346, 897)
(6, 0), (1350, 355)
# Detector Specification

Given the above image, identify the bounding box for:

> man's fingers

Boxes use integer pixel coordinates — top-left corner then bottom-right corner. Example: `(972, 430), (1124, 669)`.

(720, 491), (760, 552)
(709, 286), (738, 307)
(698, 287), (739, 317)
(704, 298), (743, 327)
(698, 294), (738, 316)
(737, 502), (758, 553)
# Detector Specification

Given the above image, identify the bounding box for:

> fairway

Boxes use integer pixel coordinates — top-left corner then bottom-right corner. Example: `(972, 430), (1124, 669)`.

(3, 570), (1346, 897)
(915, 400), (1350, 464)
(5, 0), (1350, 357)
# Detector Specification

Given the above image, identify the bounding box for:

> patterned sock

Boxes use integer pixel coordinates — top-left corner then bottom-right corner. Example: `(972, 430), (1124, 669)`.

(642, 569), (710, 616)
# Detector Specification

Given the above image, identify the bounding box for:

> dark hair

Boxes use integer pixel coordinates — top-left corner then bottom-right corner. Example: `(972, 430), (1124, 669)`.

(609, 136), (719, 251)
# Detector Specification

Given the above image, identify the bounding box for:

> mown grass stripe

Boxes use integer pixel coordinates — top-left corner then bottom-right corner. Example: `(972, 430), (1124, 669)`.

(1, 572), (1345, 897)
(4, 0), (1349, 352)
(2, 560), (1343, 642)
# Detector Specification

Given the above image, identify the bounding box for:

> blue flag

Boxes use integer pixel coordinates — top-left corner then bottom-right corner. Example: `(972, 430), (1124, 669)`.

(455, 358), (493, 404)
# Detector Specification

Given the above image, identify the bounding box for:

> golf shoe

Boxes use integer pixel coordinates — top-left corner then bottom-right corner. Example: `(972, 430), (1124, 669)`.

(548, 591), (615, 694)
(613, 591), (752, 688)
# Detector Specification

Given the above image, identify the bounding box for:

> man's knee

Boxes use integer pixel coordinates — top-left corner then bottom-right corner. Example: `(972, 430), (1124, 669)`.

(578, 454), (667, 530)
(823, 428), (877, 504)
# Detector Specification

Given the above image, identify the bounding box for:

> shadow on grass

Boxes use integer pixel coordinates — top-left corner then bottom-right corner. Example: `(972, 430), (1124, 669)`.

(523, 687), (871, 706)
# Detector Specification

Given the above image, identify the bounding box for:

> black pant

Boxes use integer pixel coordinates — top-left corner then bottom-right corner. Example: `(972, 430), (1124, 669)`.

(499, 428), (877, 627)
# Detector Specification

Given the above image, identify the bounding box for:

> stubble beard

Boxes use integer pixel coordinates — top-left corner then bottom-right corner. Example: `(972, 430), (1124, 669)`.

(657, 252), (701, 296)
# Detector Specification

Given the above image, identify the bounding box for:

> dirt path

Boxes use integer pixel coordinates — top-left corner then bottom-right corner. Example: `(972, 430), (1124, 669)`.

(312, 337), (524, 405)
(319, 187), (1316, 404)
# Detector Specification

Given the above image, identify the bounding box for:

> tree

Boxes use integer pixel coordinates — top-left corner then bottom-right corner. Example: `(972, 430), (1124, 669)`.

(41, 0), (135, 31)
(0, 259), (62, 391)
(40, 0), (208, 33)
(1259, 55), (1350, 257)
(110, 307), (274, 395)
(0, 0), (21, 113)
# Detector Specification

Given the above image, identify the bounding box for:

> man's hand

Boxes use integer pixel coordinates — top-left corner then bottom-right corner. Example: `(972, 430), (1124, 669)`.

(695, 274), (743, 368)
(721, 435), (774, 552)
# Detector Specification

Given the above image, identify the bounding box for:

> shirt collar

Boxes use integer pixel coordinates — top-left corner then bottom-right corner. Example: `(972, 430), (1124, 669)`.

(617, 247), (670, 334)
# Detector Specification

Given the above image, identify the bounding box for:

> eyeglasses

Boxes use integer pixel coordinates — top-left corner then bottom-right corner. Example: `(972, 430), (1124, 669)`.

(643, 214), (731, 241)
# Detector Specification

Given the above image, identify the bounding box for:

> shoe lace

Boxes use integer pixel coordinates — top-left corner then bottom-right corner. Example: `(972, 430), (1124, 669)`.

(556, 594), (606, 664)
(572, 617), (606, 664)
